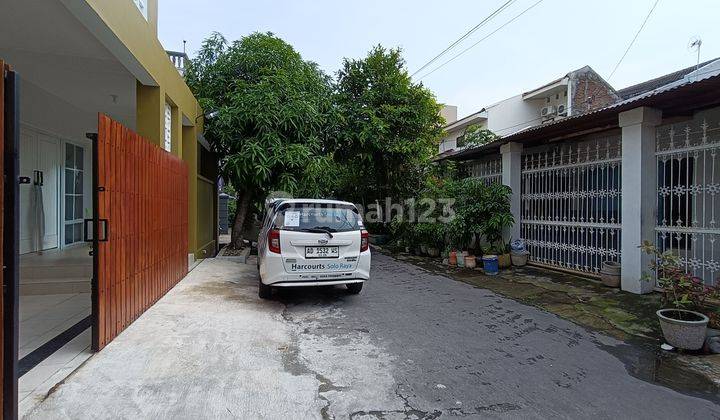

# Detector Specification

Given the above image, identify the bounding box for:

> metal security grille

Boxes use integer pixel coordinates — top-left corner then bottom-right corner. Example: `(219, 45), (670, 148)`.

(655, 108), (720, 287)
(520, 135), (622, 275)
(469, 157), (502, 185)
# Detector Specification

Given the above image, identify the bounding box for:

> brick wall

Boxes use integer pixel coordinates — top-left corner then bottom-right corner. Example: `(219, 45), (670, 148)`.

(571, 72), (621, 115)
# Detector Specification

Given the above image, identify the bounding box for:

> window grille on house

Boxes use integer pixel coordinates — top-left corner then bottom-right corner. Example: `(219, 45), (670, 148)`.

(520, 135), (622, 275)
(164, 103), (172, 152)
(64, 143), (85, 245)
(468, 157), (501, 185)
(655, 107), (720, 287)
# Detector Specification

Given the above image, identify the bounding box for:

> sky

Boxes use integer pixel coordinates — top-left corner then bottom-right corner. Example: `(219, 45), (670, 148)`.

(158, 0), (720, 119)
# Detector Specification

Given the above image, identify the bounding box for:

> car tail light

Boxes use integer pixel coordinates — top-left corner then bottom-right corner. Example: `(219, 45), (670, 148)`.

(268, 229), (281, 254)
(360, 229), (369, 252)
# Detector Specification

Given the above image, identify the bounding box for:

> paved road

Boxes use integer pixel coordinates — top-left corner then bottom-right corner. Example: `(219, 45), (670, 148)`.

(26, 253), (720, 419)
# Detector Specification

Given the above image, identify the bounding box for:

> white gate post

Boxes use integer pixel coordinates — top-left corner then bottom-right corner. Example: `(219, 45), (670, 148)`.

(500, 142), (523, 241)
(619, 107), (662, 294)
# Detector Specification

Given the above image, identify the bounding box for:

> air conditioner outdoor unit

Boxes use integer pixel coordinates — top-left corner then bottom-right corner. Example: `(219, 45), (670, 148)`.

(541, 105), (556, 118)
(557, 104), (567, 116)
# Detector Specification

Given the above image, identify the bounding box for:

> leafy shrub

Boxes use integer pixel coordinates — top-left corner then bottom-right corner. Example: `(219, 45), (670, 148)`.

(388, 178), (514, 253)
(641, 241), (719, 320)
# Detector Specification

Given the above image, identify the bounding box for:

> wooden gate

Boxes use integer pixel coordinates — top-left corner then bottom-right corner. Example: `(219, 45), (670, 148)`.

(2, 60), (20, 420)
(93, 114), (188, 351)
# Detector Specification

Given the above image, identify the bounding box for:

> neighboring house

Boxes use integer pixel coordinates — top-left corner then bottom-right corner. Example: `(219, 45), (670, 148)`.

(438, 58), (720, 295)
(438, 66), (619, 154)
(0, 1), (218, 416)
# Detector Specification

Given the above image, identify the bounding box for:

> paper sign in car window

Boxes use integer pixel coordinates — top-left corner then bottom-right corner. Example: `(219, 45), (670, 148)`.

(284, 211), (301, 227)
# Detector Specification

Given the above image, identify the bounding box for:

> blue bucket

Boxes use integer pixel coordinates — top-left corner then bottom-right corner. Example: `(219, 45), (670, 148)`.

(482, 255), (499, 275)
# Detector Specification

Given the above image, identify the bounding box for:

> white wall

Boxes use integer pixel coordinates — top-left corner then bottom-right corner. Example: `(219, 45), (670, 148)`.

(486, 94), (542, 137)
(21, 80), (98, 141)
(18, 79), (136, 250)
(439, 131), (461, 153)
(440, 105), (458, 125)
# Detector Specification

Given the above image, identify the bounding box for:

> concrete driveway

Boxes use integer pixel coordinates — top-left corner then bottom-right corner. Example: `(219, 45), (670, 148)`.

(24, 254), (720, 419)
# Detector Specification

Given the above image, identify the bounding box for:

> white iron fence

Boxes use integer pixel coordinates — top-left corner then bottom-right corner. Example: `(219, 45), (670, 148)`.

(520, 136), (623, 275)
(655, 109), (720, 287)
(469, 158), (502, 185)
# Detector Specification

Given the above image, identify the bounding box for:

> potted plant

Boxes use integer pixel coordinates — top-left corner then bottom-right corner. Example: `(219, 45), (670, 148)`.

(426, 223), (444, 258)
(496, 241), (512, 269)
(482, 216), (514, 270)
(600, 260), (621, 288)
(642, 241), (719, 350)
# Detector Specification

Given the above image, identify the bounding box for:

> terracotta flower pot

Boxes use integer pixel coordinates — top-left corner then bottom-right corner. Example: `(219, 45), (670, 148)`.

(497, 253), (511, 269)
(448, 251), (457, 266)
(464, 255), (477, 269)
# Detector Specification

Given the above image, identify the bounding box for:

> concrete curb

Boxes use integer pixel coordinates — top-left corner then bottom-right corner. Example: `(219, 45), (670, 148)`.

(217, 246), (251, 263)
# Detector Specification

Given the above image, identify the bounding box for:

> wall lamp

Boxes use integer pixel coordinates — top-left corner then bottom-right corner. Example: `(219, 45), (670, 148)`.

(195, 110), (219, 123)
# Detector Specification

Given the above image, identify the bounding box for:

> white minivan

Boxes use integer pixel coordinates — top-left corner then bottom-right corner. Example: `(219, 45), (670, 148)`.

(257, 199), (371, 299)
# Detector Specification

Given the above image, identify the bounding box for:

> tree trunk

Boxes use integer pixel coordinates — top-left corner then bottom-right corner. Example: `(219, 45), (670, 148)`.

(231, 191), (253, 249)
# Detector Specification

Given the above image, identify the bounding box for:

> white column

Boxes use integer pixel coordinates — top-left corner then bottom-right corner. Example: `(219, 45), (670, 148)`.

(500, 142), (523, 241)
(619, 107), (662, 294)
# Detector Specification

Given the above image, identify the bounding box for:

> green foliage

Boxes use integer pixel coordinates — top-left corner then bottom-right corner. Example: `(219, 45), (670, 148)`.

(463, 125), (498, 147)
(479, 183), (514, 247)
(388, 179), (514, 253)
(446, 180), (513, 251)
(640, 241), (719, 313)
(186, 32), (336, 201)
(332, 45), (444, 204)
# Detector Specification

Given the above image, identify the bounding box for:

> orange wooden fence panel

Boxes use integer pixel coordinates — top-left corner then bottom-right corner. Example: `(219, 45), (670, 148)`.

(94, 114), (188, 351)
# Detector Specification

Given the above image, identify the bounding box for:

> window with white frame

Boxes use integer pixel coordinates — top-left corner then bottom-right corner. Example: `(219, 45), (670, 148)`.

(64, 143), (84, 245)
(164, 103), (172, 152)
(133, 0), (149, 20)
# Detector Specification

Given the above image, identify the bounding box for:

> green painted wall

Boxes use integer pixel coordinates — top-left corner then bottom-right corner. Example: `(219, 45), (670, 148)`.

(78, 0), (215, 259)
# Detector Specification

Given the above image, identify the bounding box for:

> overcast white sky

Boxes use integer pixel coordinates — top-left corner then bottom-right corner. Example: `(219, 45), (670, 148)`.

(158, 0), (720, 119)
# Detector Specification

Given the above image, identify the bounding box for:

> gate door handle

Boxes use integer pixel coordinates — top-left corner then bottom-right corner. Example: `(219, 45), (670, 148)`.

(98, 219), (109, 242)
(84, 219), (109, 242)
(83, 219), (93, 242)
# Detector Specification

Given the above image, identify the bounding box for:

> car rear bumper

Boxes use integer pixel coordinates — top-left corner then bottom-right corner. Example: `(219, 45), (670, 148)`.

(271, 278), (366, 287)
(260, 252), (371, 286)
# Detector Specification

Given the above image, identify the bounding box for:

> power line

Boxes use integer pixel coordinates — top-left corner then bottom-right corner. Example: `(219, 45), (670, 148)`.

(608, 0), (660, 80)
(411, 0), (517, 77)
(418, 0), (545, 81)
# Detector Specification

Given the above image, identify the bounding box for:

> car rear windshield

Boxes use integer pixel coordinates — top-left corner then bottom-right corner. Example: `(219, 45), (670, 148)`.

(272, 203), (363, 232)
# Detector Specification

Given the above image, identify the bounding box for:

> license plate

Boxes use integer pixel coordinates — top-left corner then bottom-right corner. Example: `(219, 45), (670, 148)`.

(305, 246), (339, 259)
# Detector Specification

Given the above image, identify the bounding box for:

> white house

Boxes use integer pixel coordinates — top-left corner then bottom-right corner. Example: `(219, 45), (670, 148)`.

(438, 66), (620, 154)
(438, 59), (720, 294)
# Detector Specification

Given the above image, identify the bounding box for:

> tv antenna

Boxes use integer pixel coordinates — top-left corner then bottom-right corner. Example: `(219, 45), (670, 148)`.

(688, 36), (702, 72)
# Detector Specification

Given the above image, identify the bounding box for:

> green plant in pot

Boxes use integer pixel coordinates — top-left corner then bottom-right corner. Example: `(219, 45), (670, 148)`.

(480, 184), (514, 269)
(426, 223), (445, 258)
(641, 241), (719, 350)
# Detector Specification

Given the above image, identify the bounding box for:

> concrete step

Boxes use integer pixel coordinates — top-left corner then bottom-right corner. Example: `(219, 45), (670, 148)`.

(20, 278), (91, 295)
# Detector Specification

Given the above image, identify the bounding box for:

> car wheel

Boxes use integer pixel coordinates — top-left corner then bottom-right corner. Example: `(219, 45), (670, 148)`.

(346, 282), (363, 294)
(259, 278), (272, 299)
